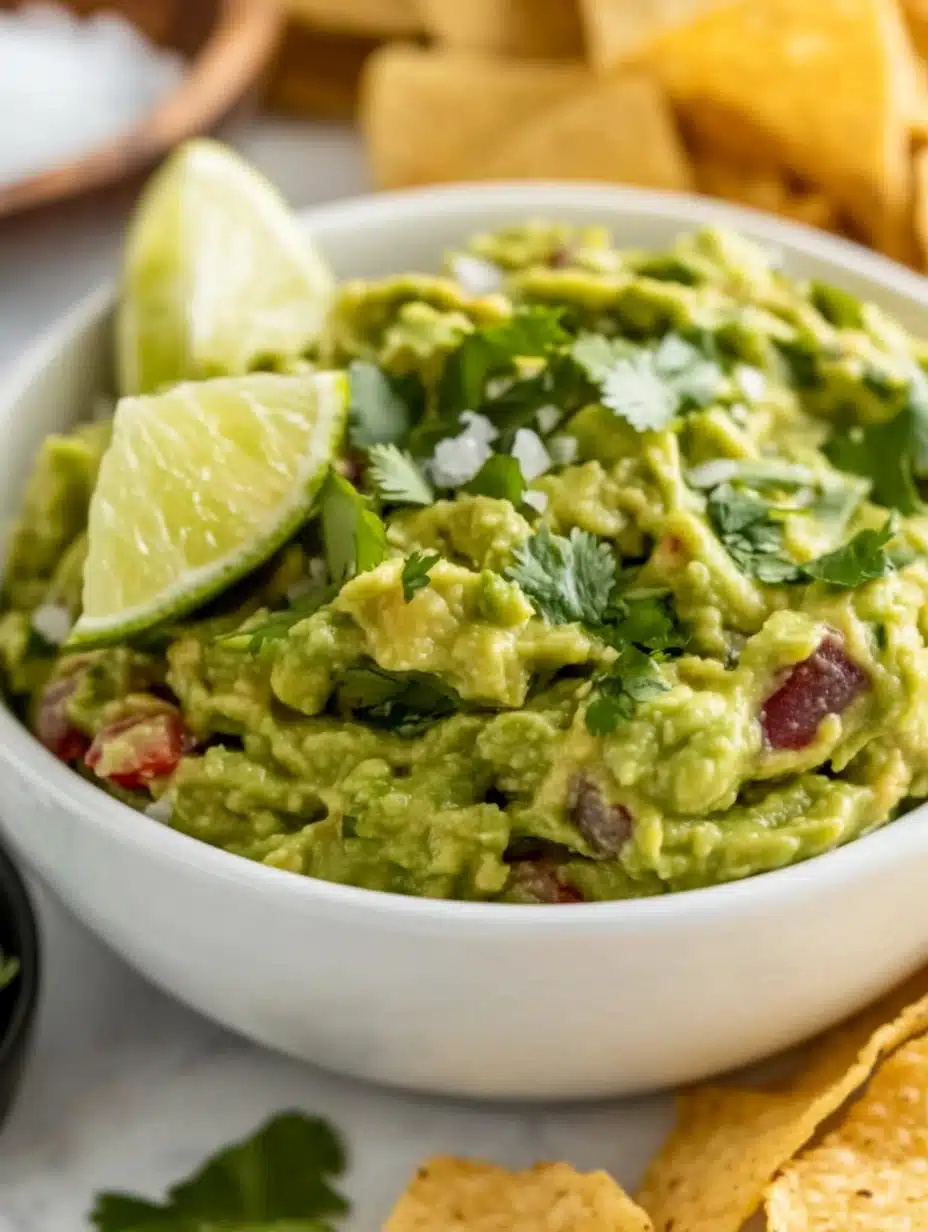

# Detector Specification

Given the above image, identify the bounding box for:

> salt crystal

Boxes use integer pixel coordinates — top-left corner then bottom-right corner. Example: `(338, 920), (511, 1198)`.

(31, 602), (72, 645)
(0, 2), (184, 188)
(511, 428), (552, 481)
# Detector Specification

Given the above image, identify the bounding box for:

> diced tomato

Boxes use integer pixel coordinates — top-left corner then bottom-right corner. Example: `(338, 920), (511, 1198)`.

(34, 676), (89, 763)
(761, 637), (869, 751)
(85, 711), (185, 791)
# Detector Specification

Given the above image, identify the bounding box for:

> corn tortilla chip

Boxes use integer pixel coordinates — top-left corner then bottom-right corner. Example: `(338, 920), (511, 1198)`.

(418, 0), (585, 59)
(360, 46), (588, 189)
(643, 0), (918, 261)
(462, 74), (693, 191)
(766, 1032), (928, 1230)
(579, 0), (726, 70)
(903, 0), (928, 56)
(286, 0), (422, 37)
(267, 24), (374, 121)
(914, 147), (928, 269)
(384, 1157), (653, 1232)
(637, 970), (928, 1232)
(694, 156), (839, 231)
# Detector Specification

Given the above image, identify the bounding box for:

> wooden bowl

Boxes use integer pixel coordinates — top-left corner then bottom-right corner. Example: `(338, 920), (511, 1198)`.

(0, 0), (285, 220)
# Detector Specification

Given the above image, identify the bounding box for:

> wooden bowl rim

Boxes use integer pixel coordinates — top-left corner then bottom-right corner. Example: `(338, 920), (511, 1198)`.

(0, 0), (284, 220)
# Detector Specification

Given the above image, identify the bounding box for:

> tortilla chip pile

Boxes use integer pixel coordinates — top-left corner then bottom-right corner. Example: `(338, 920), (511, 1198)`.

(269, 0), (928, 269)
(383, 967), (928, 1229)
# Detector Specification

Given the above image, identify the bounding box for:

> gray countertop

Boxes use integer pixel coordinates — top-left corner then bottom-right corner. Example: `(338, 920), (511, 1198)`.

(0, 117), (671, 1231)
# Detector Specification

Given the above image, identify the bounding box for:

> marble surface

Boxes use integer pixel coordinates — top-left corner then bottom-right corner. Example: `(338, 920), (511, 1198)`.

(0, 116), (673, 1230)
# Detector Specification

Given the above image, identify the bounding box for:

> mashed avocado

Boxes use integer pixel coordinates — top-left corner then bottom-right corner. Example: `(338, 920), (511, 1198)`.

(6, 223), (928, 902)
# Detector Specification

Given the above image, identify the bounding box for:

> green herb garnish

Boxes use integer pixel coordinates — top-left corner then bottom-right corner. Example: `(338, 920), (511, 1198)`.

(585, 650), (671, 737)
(826, 402), (928, 515)
(463, 454), (526, 503)
(216, 585), (336, 653)
(367, 444), (434, 507)
(90, 1112), (348, 1231)
(347, 360), (411, 449)
(802, 516), (911, 588)
(707, 483), (799, 583)
(401, 551), (440, 601)
(320, 471), (389, 584)
(337, 664), (460, 735)
(505, 526), (615, 626)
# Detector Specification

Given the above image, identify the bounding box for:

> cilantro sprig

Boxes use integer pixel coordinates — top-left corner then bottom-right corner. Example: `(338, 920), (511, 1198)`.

(401, 551), (440, 601)
(337, 663), (460, 736)
(321, 471), (389, 584)
(505, 526), (615, 626)
(585, 651), (671, 736)
(90, 1112), (348, 1231)
(802, 516), (912, 587)
(216, 584), (336, 653)
(347, 360), (412, 449)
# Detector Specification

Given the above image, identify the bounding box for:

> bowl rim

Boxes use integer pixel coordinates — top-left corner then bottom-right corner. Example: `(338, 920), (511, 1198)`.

(3, 179), (928, 930)
(0, 837), (39, 1075)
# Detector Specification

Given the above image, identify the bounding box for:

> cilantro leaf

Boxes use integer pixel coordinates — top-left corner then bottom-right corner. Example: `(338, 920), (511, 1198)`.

(216, 585), (336, 654)
(463, 454), (526, 503)
(601, 592), (689, 655)
(585, 649), (671, 736)
(337, 663), (460, 736)
(401, 551), (440, 601)
(707, 483), (799, 583)
(321, 472), (389, 584)
(802, 516), (911, 588)
(0, 949), (19, 991)
(505, 526), (615, 626)
(440, 307), (568, 416)
(347, 361), (411, 449)
(826, 404), (927, 515)
(572, 332), (724, 433)
(90, 1112), (348, 1231)
(367, 444), (434, 507)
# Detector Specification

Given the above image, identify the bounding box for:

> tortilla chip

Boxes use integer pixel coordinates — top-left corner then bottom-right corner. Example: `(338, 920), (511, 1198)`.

(637, 970), (928, 1232)
(914, 146), (928, 268)
(384, 1157), (653, 1232)
(766, 1031), (928, 1230)
(643, 0), (918, 261)
(579, 0), (725, 70)
(461, 73), (693, 192)
(267, 23), (375, 121)
(418, 0), (585, 59)
(286, 0), (422, 37)
(360, 45), (589, 189)
(693, 156), (840, 232)
(902, 0), (928, 56)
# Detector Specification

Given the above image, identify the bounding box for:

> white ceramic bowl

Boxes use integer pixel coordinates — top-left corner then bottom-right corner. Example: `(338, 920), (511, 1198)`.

(2, 185), (928, 1101)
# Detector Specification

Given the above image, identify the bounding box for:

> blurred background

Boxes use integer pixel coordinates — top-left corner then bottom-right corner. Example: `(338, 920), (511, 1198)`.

(3, 0), (928, 381)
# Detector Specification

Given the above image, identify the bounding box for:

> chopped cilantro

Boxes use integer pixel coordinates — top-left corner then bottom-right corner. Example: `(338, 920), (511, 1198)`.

(826, 402), (928, 515)
(0, 949), (19, 992)
(463, 454), (526, 503)
(337, 663), (460, 735)
(707, 483), (799, 583)
(439, 307), (569, 417)
(347, 360), (411, 449)
(216, 585), (336, 653)
(367, 444), (434, 507)
(505, 526), (615, 626)
(90, 1112), (348, 1231)
(809, 281), (865, 329)
(571, 332), (725, 432)
(601, 591), (689, 655)
(401, 551), (440, 601)
(320, 471), (389, 584)
(802, 516), (911, 588)
(585, 649), (671, 736)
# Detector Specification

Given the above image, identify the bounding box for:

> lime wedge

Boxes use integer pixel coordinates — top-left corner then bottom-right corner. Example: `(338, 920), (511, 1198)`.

(69, 371), (348, 647)
(118, 139), (335, 396)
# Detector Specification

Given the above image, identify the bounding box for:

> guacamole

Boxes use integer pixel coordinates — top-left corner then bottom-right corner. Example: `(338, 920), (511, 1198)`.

(5, 221), (928, 903)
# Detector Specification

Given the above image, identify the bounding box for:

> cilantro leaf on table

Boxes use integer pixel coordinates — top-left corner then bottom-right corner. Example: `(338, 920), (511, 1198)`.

(90, 1112), (348, 1231)
(505, 526), (615, 626)
(0, 948), (19, 991)
(802, 517), (912, 588)
(320, 472), (389, 584)
(463, 454), (526, 504)
(439, 307), (568, 417)
(367, 444), (434, 507)
(337, 663), (460, 735)
(346, 361), (412, 449)
(585, 648), (671, 737)
(401, 551), (440, 601)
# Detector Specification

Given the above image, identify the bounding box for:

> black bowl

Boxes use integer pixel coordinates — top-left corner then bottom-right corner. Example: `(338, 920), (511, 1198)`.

(0, 841), (39, 1128)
